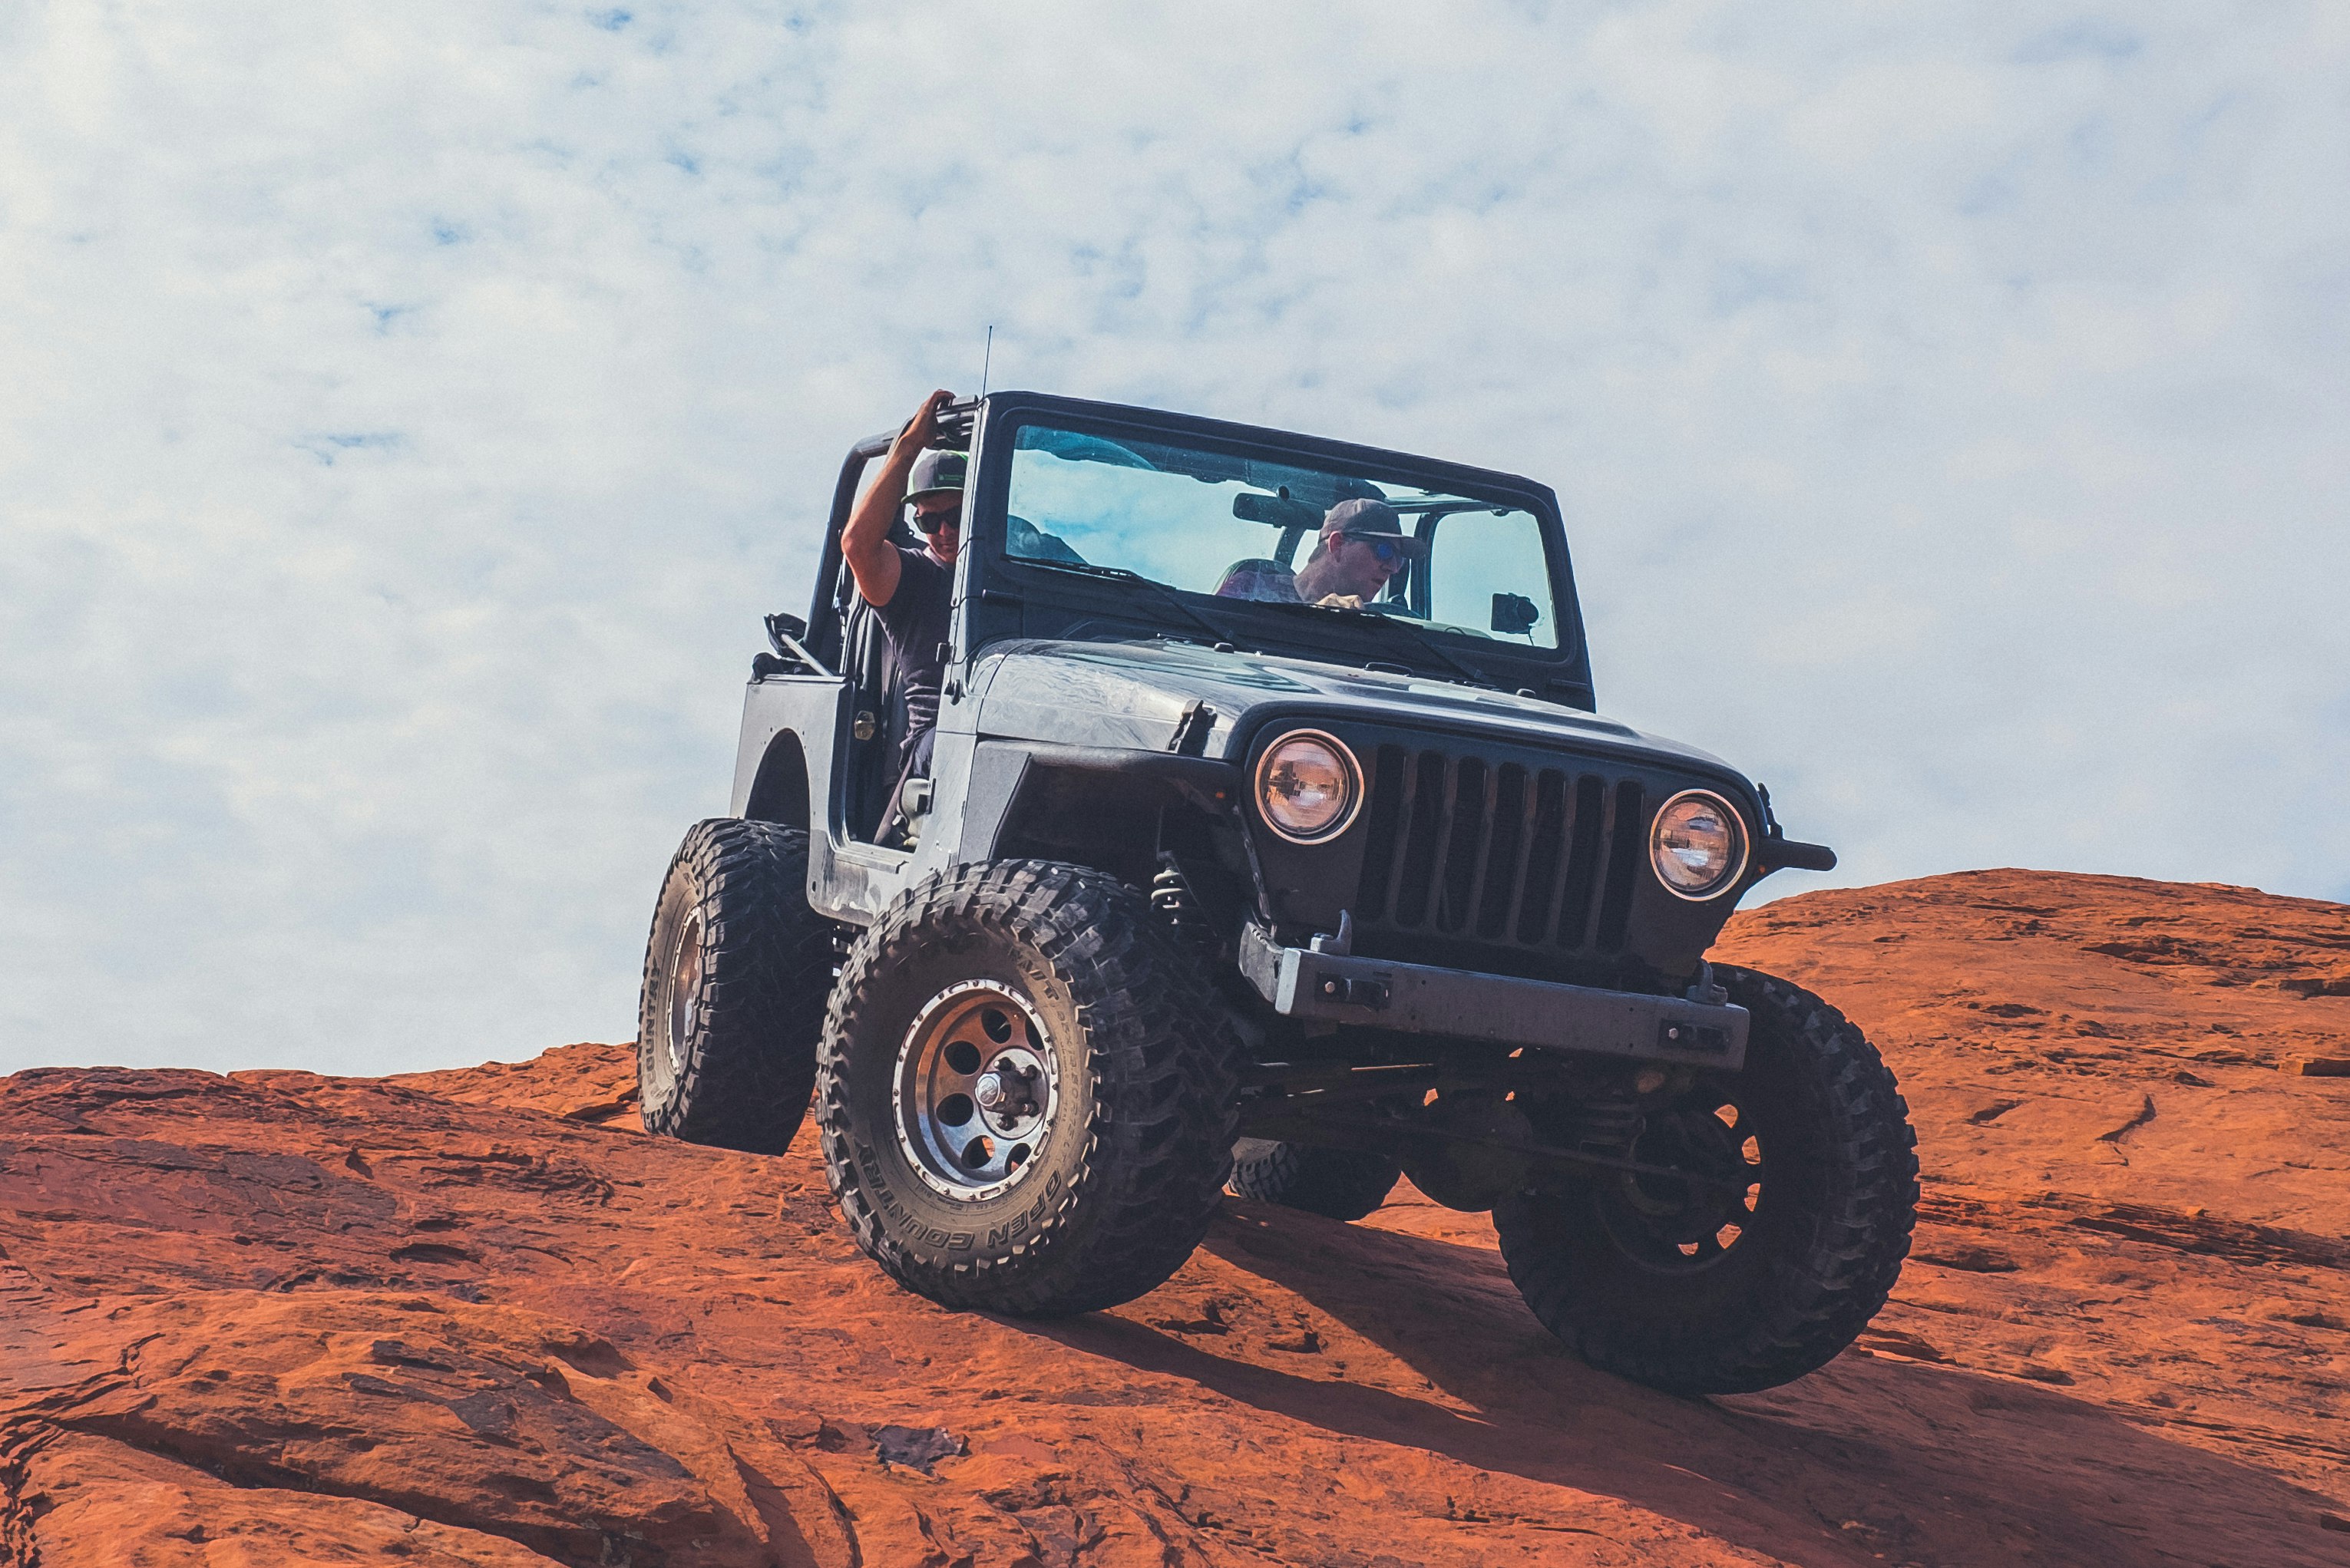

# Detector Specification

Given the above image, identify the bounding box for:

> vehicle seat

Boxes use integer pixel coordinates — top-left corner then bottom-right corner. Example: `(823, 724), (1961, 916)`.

(1214, 557), (1293, 600)
(1008, 514), (1086, 564)
(840, 590), (913, 843)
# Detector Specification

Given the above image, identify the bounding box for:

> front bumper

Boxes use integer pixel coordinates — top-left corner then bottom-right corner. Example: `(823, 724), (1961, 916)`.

(1237, 923), (1748, 1071)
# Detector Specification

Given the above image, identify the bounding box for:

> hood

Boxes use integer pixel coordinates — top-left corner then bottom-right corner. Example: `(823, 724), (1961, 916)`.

(968, 638), (1742, 780)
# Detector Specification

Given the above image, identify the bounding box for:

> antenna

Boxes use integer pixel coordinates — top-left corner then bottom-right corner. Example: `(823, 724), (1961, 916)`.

(980, 325), (994, 399)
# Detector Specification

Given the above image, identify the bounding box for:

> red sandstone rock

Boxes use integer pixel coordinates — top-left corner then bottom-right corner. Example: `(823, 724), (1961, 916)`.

(2, 869), (2345, 1566)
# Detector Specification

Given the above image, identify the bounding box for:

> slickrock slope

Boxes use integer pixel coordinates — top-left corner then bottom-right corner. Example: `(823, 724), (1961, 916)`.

(4, 869), (2347, 1566)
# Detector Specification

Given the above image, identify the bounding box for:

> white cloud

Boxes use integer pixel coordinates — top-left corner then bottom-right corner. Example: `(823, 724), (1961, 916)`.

(2, 1), (2345, 1073)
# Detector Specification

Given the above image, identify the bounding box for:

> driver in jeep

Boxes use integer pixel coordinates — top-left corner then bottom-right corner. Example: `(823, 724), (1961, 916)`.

(1214, 496), (1429, 606)
(841, 388), (962, 840)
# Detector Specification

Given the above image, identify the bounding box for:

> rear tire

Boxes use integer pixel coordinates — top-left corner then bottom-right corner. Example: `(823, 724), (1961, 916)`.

(1494, 966), (1917, 1395)
(817, 860), (1241, 1315)
(1229, 1140), (1401, 1221)
(637, 820), (833, 1155)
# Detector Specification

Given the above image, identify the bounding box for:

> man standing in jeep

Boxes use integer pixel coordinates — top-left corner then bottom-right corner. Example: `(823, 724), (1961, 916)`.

(841, 388), (961, 834)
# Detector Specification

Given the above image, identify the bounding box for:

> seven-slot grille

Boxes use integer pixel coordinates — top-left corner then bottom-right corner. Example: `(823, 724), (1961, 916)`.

(1353, 743), (1649, 955)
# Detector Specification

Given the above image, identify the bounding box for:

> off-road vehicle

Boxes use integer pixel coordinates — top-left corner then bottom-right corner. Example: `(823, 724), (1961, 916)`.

(640, 391), (1917, 1395)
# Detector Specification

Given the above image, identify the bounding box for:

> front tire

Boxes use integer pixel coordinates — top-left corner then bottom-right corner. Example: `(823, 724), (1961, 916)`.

(817, 860), (1241, 1315)
(637, 820), (834, 1154)
(1495, 966), (1918, 1395)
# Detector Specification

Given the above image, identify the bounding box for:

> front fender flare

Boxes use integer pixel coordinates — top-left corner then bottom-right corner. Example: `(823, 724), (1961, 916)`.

(957, 742), (1241, 867)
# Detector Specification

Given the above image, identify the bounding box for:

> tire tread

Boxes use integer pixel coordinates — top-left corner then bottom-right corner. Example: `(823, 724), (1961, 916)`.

(817, 860), (1241, 1315)
(637, 820), (832, 1155)
(1229, 1141), (1402, 1222)
(1496, 965), (1919, 1394)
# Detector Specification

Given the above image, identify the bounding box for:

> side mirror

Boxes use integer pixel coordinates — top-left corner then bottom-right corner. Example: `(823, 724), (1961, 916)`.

(1491, 593), (1541, 637)
(762, 612), (832, 677)
(765, 612), (808, 657)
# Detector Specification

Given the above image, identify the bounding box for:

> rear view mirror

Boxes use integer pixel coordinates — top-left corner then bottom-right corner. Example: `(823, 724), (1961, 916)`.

(1491, 593), (1541, 636)
(1233, 492), (1324, 531)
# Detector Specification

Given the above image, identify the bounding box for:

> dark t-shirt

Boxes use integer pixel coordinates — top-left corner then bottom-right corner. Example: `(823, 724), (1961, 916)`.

(874, 545), (951, 754)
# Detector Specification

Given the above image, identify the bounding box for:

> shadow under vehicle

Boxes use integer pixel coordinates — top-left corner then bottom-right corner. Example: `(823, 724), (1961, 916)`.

(638, 391), (1917, 1395)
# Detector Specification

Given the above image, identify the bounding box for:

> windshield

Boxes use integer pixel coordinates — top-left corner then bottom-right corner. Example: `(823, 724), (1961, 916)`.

(1001, 423), (1561, 651)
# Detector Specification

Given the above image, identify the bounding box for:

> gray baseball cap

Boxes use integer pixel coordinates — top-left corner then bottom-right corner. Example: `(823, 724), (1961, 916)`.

(906, 449), (967, 504)
(1325, 497), (1429, 556)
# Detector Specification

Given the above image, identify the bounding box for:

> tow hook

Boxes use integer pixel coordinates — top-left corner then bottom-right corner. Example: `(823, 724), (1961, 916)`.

(1684, 962), (1730, 1008)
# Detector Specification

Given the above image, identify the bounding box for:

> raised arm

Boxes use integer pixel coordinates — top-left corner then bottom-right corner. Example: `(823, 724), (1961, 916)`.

(841, 388), (954, 609)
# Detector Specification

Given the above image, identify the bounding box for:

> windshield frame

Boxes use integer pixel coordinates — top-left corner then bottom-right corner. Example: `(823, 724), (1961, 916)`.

(960, 391), (1593, 702)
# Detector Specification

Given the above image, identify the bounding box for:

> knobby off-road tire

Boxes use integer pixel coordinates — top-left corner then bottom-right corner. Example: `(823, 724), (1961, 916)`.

(1494, 965), (1918, 1395)
(817, 860), (1242, 1316)
(637, 820), (834, 1155)
(1229, 1139), (1402, 1222)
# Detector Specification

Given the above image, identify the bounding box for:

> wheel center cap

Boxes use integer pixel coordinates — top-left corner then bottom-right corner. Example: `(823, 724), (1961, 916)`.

(977, 1061), (1039, 1119)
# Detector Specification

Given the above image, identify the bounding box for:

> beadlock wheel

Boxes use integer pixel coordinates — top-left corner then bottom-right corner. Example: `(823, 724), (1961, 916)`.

(659, 911), (704, 1089)
(892, 980), (1062, 1203)
(1596, 1091), (1767, 1269)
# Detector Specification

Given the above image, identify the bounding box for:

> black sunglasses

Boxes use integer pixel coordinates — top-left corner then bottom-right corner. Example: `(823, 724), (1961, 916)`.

(1342, 530), (1405, 565)
(910, 506), (961, 535)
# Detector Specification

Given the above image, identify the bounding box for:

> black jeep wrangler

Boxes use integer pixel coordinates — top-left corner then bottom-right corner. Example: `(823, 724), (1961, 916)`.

(640, 391), (1917, 1395)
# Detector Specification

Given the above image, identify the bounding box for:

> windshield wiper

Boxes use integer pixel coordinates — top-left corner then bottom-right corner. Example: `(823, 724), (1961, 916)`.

(1373, 612), (1501, 688)
(1249, 599), (1496, 688)
(1009, 557), (1240, 648)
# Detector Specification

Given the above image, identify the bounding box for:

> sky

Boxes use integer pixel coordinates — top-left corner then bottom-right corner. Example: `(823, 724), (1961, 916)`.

(3, 2), (2345, 1075)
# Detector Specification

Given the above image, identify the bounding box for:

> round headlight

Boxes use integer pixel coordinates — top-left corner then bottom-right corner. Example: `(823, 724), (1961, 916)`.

(1649, 789), (1749, 900)
(1254, 730), (1361, 843)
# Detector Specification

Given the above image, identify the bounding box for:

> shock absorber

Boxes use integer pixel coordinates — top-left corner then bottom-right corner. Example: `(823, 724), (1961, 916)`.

(1151, 853), (1212, 952)
(1552, 1090), (1643, 1159)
